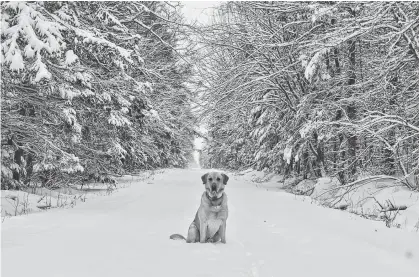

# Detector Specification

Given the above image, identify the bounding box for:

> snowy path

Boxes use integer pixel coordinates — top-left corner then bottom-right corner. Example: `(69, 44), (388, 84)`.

(2, 169), (419, 277)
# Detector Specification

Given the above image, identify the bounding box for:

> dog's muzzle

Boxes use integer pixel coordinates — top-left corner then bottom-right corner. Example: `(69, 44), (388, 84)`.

(207, 190), (221, 201)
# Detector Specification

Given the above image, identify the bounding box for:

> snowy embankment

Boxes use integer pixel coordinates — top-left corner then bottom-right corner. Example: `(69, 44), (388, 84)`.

(1, 171), (159, 219)
(2, 168), (419, 277)
(234, 168), (419, 232)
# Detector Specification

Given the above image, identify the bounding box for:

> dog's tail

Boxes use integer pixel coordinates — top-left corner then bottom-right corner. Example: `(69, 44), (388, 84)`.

(169, 234), (186, 240)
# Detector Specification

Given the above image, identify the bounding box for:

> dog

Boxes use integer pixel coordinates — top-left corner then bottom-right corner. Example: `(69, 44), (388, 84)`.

(170, 171), (229, 243)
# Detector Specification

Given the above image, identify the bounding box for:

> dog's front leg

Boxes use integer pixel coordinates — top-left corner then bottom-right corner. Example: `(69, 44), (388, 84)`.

(186, 223), (199, 243)
(199, 221), (207, 243)
(220, 220), (227, 244)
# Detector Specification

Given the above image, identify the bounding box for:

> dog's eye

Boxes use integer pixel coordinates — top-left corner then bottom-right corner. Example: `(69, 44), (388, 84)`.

(217, 177), (220, 181)
(209, 178), (213, 181)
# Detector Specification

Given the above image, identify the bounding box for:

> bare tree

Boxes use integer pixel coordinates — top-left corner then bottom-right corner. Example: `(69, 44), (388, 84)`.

(196, 1), (418, 190)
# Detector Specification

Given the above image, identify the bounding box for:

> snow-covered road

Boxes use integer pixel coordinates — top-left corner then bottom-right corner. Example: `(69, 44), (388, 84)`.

(2, 169), (419, 277)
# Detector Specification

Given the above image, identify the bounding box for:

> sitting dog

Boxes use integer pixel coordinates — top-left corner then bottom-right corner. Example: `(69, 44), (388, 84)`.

(170, 171), (229, 243)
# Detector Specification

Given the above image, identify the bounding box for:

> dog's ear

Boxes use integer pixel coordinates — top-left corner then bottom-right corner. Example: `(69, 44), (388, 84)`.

(201, 173), (208, 184)
(221, 173), (229, 185)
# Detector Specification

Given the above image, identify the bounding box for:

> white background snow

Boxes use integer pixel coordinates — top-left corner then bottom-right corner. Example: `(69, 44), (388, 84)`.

(2, 168), (419, 277)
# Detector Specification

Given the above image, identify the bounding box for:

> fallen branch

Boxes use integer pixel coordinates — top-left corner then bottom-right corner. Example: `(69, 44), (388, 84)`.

(334, 204), (349, 210)
(380, 205), (407, 212)
(36, 204), (51, 210)
(37, 195), (46, 203)
(5, 195), (18, 201)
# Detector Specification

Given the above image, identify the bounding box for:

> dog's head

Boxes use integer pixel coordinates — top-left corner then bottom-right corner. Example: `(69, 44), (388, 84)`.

(201, 171), (229, 200)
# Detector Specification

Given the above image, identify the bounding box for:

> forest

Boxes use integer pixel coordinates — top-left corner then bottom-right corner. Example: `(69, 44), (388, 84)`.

(1, 1), (418, 191)
(1, 1), (197, 189)
(197, 1), (419, 190)
(2, 2), (419, 275)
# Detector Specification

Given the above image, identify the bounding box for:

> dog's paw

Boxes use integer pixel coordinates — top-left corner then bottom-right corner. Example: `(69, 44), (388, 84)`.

(206, 238), (214, 243)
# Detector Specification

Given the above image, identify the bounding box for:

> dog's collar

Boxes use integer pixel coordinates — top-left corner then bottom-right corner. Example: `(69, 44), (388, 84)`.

(205, 191), (224, 203)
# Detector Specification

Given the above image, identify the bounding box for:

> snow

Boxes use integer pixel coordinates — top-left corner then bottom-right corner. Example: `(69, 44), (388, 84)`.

(32, 153), (84, 174)
(101, 91), (112, 102)
(299, 122), (312, 138)
(235, 169), (419, 232)
(75, 72), (92, 88)
(24, 44), (36, 58)
(62, 107), (77, 125)
(108, 142), (128, 158)
(311, 6), (335, 23)
(82, 88), (94, 97)
(121, 107), (129, 114)
(2, 168), (418, 277)
(2, 1), (65, 75)
(74, 28), (133, 63)
(65, 50), (78, 65)
(283, 146), (292, 164)
(298, 54), (309, 68)
(59, 84), (80, 100)
(55, 4), (73, 22)
(32, 54), (52, 82)
(108, 111), (132, 127)
(250, 105), (261, 115)
(329, 178), (419, 230)
(1, 174), (152, 218)
(0, 12), (10, 32)
(7, 43), (25, 72)
(143, 109), (161, 120)
(1, 189), (81, 217)
(150, 109), (161, 120)
(304, 49), (330, 83)
(2, 30), (24, 71)
(100, 10), (126, 30)
(117, 95), (131, 107)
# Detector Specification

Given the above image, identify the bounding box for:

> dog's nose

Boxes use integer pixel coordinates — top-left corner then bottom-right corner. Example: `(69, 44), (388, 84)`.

(211, 184), (217, 191)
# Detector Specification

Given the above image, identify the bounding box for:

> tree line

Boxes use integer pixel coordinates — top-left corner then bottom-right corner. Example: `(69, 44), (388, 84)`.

(197, 1), (418, 189)
(1, 1), (196, 189)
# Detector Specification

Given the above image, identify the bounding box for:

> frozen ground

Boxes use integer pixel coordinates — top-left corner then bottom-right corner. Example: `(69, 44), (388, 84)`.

(2, 168), (419, 277)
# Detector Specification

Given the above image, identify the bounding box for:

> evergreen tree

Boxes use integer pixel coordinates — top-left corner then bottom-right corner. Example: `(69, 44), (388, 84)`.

(1, 1), (196, 189)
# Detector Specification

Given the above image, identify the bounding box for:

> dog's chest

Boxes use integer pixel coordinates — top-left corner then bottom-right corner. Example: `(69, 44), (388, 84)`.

(206, 218), (222, 238)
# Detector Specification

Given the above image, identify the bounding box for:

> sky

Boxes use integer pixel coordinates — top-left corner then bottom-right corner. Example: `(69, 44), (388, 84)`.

(180, 1), (220, 24)
(180, 2), (219, 152)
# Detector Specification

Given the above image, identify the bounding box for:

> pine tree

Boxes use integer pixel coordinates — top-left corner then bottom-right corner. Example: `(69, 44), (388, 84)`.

(1, 1), (196, 189)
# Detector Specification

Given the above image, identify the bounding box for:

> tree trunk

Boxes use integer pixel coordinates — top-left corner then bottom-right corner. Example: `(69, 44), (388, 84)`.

(347, 37), (358, 180)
